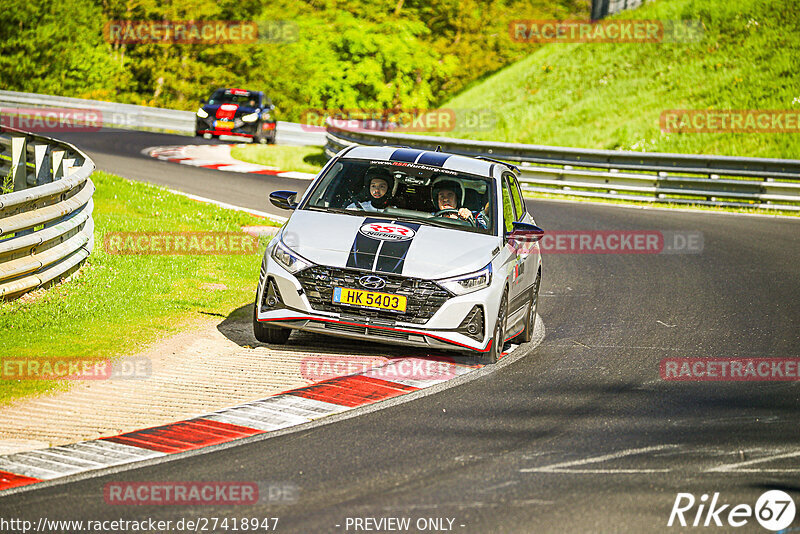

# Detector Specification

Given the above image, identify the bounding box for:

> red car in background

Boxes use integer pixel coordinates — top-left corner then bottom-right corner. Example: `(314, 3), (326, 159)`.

(195, 88), (277, 144)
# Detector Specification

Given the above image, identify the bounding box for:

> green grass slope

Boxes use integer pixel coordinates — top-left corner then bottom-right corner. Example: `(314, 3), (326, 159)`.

(441, 0), (800, 158)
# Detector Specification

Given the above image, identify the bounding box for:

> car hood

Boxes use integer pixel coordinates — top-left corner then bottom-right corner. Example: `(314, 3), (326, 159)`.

(202, 104), (258, 118)
(281, 210), (498, 279)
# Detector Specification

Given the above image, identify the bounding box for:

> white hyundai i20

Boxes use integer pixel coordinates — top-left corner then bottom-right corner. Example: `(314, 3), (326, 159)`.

(254, 145), (543, 363)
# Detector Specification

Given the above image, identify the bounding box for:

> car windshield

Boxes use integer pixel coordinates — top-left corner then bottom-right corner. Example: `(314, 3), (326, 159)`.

(302, 159), (496, 235)
(207, 90), (259, 107)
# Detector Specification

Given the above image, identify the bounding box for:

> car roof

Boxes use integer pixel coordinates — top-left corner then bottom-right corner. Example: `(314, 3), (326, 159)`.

(341, 146), (495, 177)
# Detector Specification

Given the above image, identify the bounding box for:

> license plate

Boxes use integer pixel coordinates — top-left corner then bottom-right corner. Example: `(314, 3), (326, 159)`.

(215, 120), (234, 129)
(332, 287), (407, 312)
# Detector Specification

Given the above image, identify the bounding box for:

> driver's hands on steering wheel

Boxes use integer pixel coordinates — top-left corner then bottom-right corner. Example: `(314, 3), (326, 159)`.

(434, 208), (476, 226)
(456, 208), (474, 221)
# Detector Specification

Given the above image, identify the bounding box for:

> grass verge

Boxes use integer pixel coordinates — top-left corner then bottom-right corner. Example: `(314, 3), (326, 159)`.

(230, 144), (326, 174)
(436, 0), (800, 159)
(0, 171), (280, 405)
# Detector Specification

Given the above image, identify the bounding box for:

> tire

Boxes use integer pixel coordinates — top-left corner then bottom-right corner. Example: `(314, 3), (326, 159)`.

(255, 125), (268, 144)
(479, 290), (507, 364)
(267, 130), (277, 144)
(252, 285), (290, 344)
(520, 271), (541, 343)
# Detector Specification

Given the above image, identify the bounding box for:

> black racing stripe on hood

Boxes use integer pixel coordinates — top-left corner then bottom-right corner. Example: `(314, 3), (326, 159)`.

(374, 222), (421, 274)
(390, 148), (424, 162)
(346, 217), (384, 270)
(416, 151), (452, 167)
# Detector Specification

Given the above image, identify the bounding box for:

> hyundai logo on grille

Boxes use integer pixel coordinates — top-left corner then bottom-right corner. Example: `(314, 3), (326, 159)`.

(359, 275), (386, 290)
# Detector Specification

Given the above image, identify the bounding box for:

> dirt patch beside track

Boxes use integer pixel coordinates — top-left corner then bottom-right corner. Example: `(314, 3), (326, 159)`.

(0, 311), (427, 455)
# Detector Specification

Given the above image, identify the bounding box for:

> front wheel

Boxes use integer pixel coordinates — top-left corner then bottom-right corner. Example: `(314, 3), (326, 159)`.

(255, 126), (268, 144)
(252, 286), (290, 344)
(479, 290), (507, 364)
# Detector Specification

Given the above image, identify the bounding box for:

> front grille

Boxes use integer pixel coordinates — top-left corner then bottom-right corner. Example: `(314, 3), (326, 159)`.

(369, 329), (410, 341)
(324, 322), (367, 335)
(295, 266), (450, 324)
(322, 322), (411, 341)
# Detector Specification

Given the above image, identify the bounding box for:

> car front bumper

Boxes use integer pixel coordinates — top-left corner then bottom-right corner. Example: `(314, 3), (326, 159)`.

(195, 118), (275, 138)
(256, 254), (501, 354)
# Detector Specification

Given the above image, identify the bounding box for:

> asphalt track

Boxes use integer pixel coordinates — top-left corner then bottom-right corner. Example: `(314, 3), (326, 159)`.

(3, 129), (800, 533)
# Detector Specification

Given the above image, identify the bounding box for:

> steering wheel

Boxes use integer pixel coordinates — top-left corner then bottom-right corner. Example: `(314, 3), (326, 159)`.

(434, 208), (477, 227)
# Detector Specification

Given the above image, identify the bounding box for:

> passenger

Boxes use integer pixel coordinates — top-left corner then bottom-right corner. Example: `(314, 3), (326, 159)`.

(431, 178), (489, 229)
(347, 168), (394, 212)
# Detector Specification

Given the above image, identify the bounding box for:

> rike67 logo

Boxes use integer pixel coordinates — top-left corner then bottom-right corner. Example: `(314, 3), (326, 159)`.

(668, 490), (796, 531)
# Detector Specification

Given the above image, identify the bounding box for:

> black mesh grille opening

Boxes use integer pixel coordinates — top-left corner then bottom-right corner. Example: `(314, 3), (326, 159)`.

(323, 322), (367, 335)
(295, 266), (450, 324)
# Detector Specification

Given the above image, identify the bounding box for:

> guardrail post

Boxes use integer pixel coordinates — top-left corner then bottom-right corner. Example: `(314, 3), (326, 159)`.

(51, 150), (65, 180)
(62, 158), (76, 176)
(11, 136), (26, 192)
(657, 171), (668, 199)
(34, 143), (52, 185)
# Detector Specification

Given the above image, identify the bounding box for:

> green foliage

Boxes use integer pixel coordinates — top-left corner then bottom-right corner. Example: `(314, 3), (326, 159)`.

(1, 169), (12, 194)
(441, 0), (800, 158)
(0, 0), (584, 118)
(0, 0), (124, 97)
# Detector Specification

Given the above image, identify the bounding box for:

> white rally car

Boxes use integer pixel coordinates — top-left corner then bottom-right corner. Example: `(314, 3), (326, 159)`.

(254, 146), (543, 363)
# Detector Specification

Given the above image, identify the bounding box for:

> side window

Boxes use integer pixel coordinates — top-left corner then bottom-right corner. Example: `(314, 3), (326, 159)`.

(508, 175), (526, 220)
(501, 176), (515, 233)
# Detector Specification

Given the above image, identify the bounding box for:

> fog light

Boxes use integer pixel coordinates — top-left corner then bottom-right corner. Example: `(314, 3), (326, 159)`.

(261, 277), (285, 311)
(457, 305), (485, 342)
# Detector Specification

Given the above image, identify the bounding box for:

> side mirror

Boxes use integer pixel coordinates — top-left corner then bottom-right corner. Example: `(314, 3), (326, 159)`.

(270, 190), (298, 210)
(506, 221), (544, 243)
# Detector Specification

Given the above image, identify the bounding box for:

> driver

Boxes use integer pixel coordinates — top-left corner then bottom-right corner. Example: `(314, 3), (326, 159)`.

(347, 168), (394, 212)
(431, 178), (488, 229)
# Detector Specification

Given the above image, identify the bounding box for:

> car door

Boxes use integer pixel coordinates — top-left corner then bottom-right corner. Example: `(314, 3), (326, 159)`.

(502, 172), (535, 317)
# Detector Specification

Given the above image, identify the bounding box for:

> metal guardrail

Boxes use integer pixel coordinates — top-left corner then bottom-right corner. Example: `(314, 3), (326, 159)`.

(0, 126), (95, 299)
(325, 122), (800, 211)
(0, 90), (195, 134)
(0, 90), (327, 145)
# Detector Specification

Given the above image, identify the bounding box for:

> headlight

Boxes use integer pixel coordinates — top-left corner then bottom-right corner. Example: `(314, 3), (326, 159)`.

(437, 263), (492, 295)
(196, 108), (209, 118)
(271, 239), (311, 274)
(242, 112), (259, 122)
